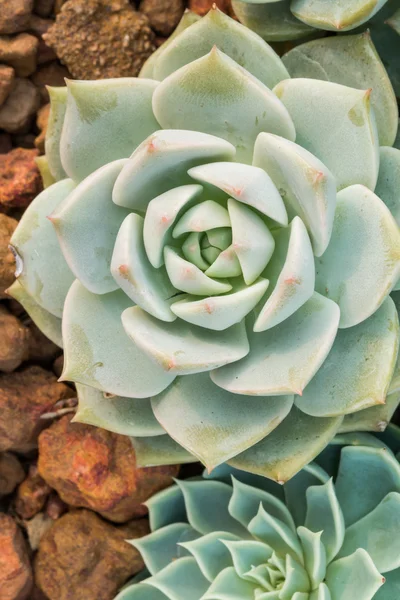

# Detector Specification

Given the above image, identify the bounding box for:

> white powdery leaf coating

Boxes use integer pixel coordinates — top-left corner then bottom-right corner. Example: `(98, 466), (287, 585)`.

(273, 78), (380, 192)
(291, 0), (389, 32)
(60, 78), (160, 182)
(152, 48), (296, 163)
(10, 178), (76, 318)
(315, 184), (400, 328)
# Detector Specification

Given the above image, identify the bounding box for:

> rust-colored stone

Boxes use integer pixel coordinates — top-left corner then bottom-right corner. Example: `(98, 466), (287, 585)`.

(45, 491), (67, 520)
(31, 62), (69, 103)
(0, 306), (30, 373)
(0, 452), (25, 496)
(140, 0), (185, 36)
(0, 0), (34, 35)
(38, 415), (179, 522)
(15, 464), (52, 519)
(0, 365), (74, 453)
(189, 0), (234, 16)
(0, 148), (42, 212)
(43, 0), (156, 79)
(0, 213), (18, 297)
(0, 513), (33, 600)
(34, 509), (148, 600)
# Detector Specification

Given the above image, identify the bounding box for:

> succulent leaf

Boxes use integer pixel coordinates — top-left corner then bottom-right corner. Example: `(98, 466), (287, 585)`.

(152, 49), (296, 163)
(62, 280), (175, 397)
(291, 0), (390, 32)
(132, 435), (196, 470)
(151, 372), (293, 469)
(46, 86), (68, 181)
(60, 79), (160, 181)
(314, 185), (400, 328)
(73, 384), (165, 437)
(282, 32), (398, 147)
(325, 549), (384, 600)
(374, 147), (400, 226)
(273, 79), (379, 191)
(10, 179), (76, 318)
(51, 160), (131, 295)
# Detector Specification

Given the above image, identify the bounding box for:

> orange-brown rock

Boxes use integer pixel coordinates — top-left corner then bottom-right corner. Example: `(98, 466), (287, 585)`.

(0, 366), (74, 453)
(0, 64), (15, 106)
(189, 0), (234, 16)
(34, 509), (148, 600)
(0, 452), (25, 496)
(0, 148), (42, 212)
(140, 0), (185, 36)
(0, 513), (33, 600)
(15, 464), (52, 519)
(0, 0), (34, 35)
(38, 415), (179, 522)
(43, 0), (156, 79)
(0, 213), (18, 296)
(0, 306), (30, 373)
(31, 62), (69, 103)
(0, 33), (39, 77)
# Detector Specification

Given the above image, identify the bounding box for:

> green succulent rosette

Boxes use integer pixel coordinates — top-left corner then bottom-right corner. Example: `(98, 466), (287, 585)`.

(8, 9), (400, 481)
(116, 426), (400, 600)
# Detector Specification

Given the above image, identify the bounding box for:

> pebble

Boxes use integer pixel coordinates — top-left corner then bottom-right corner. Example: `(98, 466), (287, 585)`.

(0, 513), (33, 600)
(15, 464), (52, 519)
(0, 33), (39, 77)
(0, 213), (18, 297)
(0, 452), (25, 496)
(35, 509), (148, 600)
(34, 0), (55, 17)
(38, 415), (179, 522)
(31, 62), (69, 103)
(0, 78), (40, 133)
(0, 365), (74, 453)
(0, 148), (42, 212)
(0, 0), (34, 35)
(140, 0), (185, 36)
(0, 305), (30, 373)
(0, 65), (15, 107)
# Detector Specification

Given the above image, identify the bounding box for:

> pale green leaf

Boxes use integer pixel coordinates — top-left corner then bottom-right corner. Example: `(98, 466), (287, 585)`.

(305, 479), (344, 563)
(10, 178), (76, 318)
(60, 79), (159, 181)
(375, 147), (400, 226)
(212, 293), (339, 396)
(73, 383), (165, 437)
(144, 557), (209, 600)
(297, 527), (326, 589)
(133, 434), (196, 470)
(273, 78), (379, 191)
(152, 48), (295, 163)
(325, 549), (385, 600)
(339, 392), (400, 433)
(180, 531), (239, 582)
(291, 0), (389, 31)
(46, 86), (68, 181)
(152, 371), (293, 470)
(202, 566), (256, 600)
(296, 297), (399, 417)
(62, 280), (175, 397)
(173, 200), (230, 238)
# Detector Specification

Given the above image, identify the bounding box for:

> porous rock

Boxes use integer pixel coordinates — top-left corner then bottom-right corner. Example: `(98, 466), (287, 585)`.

(0, 78), (40, 133)
(15, 464), (52, 519)
(0, 513), (33, 600)
(0, 365), (74, 453)
(0, 148), (42, 212)
(34, 509), (148, 600)
(140, 0), (185, 36)
(0, 33), (39, 77)
(38, 415), (179, 522)
(43, 0), (156, 79)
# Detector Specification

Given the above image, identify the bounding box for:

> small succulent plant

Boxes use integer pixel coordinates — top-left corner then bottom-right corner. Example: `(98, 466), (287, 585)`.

(116, 426), (400, 600)
(8, 8), (400, 481)
(231, 0), (400, 99)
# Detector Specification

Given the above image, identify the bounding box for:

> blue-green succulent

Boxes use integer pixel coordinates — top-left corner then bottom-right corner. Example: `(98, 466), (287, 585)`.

(116, 426), (400, 600)
(7, 8), (400, 481)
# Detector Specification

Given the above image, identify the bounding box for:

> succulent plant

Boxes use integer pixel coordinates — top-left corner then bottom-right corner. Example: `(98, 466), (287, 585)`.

(8, 8), (400, 481)
(116, 426), (400, 600)
(231, 0), (400, 99)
